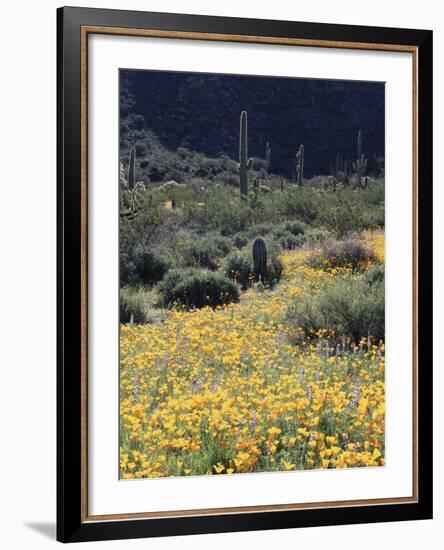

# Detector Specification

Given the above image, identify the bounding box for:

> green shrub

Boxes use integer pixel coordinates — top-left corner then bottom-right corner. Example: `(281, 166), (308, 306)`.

(303, 227), (332, 244)
(286, 268), (385, 343)
(120, 246), (171, 286)
(233, 232), (249, 249)
(135, 248), (171, 285)
(120, 251), (138, 286)
(225, 247), (283, 289)
(207, 235), (233, 255)
(264, 257), (284, 288)
(203, 197), (252, 236)
(225, 251), (253, 289)
(274, 188), (320, 224)
(275, 231), (303, 250)
(245, 223), (273, 238)
(158, 268), (239, 309)
(310, 236), (377, 272)
(285, 220), (305, 236)
(272, 221), (306, 249)
(181, 242), (219, 270)
(363, 263), (385, 285)
(315, 187), (385, 236)
(120, 288), (148, 324)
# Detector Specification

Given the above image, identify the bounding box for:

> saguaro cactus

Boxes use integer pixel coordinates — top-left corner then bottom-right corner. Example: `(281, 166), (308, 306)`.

(128, 146), (136, 188)
(343, 158), (350, 185)
(352, 130), (368, 187)
(253, 237), (267, 283)
(296, 144), (304, 186)
(239, 111), (254, 199)
(335, 152), (343, 181)
(120, 146), (146, 219)
(265, 141), (271, 173)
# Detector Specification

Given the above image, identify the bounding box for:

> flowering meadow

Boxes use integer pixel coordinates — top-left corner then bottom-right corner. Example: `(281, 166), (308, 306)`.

(120, 232), (385, 479)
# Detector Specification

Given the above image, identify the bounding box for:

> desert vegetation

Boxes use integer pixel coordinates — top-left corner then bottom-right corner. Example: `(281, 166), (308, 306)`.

(119, 73), (385, 479)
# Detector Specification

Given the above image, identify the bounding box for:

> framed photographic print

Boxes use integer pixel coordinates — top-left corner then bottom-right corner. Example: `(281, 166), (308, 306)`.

(57, 6), (433, 543)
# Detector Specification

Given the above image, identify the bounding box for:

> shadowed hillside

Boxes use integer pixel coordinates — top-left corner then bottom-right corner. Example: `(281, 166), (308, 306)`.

(120, 70), (385, 183)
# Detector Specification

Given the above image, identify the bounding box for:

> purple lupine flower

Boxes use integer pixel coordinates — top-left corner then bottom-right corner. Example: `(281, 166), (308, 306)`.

(325, 342), (331, 357)
(307, 386), (313, 401)
(238, 419), (243, 435)
(347, 378), (361, 410)
(250, 410), (258, 431)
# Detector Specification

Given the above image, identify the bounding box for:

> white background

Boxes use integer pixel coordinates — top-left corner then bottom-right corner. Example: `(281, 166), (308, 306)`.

(89, 34), (413, 515)
(0, 0), (441, 548)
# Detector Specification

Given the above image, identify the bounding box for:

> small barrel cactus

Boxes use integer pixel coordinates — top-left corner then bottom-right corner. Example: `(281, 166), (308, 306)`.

(253, 237), (267, 283)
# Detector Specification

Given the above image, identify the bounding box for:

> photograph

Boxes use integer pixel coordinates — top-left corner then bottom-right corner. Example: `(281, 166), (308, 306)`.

(118, 69), (386, 480)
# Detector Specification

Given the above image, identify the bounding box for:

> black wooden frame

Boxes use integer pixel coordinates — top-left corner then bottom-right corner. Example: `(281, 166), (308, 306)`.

(57, 6), (433, 543)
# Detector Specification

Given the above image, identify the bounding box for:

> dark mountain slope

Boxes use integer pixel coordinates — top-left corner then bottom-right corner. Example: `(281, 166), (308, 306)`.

(120, 70), (385, 179)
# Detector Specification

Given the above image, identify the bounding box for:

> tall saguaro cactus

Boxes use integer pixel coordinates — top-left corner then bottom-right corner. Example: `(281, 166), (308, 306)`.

(128, 146), (136, 188)
(265, 141), (271, 173)
(239, 111), (254, 199)
(120, 146), (146, 219)
(253, 237), (267, 283)
(352, 130), (368, 188)
(296, 144), (304, 186)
